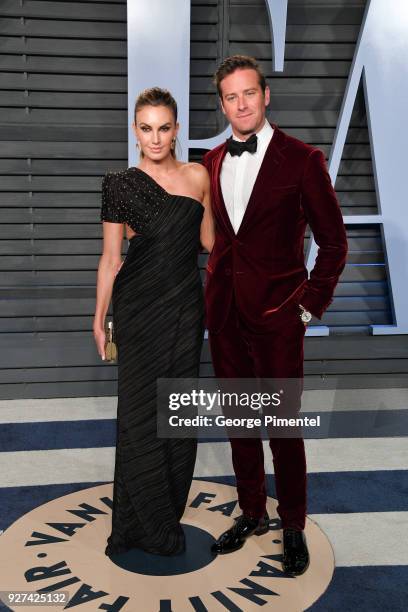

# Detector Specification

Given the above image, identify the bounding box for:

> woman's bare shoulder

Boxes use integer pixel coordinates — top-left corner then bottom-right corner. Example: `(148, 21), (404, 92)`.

(181, 161), (210, 183)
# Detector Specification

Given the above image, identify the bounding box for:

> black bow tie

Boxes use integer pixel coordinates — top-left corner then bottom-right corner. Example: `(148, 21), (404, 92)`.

(226, 133), (258, 157)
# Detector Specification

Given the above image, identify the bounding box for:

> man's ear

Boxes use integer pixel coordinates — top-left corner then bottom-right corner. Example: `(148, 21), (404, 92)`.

(264, 85), (270, 108)
(220, 96), (226, 116)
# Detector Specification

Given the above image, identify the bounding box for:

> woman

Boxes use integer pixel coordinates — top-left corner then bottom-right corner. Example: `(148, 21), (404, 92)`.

(93, 87), (214, 556)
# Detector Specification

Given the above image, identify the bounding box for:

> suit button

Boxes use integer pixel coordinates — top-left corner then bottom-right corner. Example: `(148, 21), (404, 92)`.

(225, 268), (231, 276)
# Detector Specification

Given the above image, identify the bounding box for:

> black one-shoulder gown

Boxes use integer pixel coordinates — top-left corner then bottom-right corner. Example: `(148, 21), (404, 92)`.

(100, 167), (204, 555)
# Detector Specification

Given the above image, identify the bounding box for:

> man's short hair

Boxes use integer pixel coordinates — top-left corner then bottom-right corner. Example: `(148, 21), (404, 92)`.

(214, 55), (267, 98)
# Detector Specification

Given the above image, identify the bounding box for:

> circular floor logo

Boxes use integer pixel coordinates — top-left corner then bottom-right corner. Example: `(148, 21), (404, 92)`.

(0, 481), (334, 611)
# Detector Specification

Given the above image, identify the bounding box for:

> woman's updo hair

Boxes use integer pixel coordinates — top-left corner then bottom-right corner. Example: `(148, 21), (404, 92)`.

(134, 87), (178, 158)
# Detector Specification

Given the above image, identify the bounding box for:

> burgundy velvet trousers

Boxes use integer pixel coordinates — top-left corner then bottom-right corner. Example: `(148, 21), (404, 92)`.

(209, 296), (307, 531)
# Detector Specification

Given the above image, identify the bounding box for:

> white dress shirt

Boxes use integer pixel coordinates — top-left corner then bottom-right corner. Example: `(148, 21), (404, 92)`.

(220, 119), (274, 233)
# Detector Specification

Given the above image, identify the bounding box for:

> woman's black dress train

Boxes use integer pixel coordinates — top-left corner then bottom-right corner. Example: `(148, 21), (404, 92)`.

(100, 167), (205, 555)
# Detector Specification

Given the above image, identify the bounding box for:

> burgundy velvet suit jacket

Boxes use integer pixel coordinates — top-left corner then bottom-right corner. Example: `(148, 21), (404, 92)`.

(202, 124), (348, 333)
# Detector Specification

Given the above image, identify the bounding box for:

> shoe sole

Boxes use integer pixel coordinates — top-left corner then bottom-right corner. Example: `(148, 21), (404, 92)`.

(212, 522), (270, 555)
(211, 541), (245, 555)
(254, 523), (269, 536)
(282, 557), (310, 576)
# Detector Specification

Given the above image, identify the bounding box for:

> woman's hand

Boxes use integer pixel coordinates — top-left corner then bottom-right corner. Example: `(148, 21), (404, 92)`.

(93, 323), (106, 361)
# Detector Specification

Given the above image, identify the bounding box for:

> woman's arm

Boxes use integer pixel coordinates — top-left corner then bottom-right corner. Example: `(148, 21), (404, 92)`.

(94, 222), (124, 360)
(94, 173), (125, 360)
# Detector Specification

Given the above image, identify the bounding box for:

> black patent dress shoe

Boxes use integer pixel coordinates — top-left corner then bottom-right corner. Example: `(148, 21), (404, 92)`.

(282, 528), (310, 575)
(211, 512), (270, 555)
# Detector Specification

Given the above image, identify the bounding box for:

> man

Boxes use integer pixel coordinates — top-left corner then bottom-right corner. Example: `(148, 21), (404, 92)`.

(202, 55), (348, 575)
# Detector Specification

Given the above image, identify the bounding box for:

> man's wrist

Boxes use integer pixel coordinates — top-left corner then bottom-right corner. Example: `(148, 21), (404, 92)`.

(298, 303), (312, 324)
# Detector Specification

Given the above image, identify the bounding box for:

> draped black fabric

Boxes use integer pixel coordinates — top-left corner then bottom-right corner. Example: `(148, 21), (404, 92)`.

(101, 167), (205, 555)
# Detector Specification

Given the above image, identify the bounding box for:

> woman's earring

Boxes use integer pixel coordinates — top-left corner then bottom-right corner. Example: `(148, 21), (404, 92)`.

(136, 141), (139, 149)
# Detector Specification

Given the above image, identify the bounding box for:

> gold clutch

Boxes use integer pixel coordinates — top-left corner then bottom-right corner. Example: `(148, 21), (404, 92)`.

(104, 320), (117, 363)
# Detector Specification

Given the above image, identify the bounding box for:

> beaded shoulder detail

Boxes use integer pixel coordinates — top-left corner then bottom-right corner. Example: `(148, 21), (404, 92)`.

(100, 168), (170, 235)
